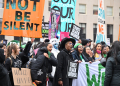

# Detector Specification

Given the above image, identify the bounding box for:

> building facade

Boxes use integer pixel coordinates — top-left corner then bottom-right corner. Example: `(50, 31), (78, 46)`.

(0, 0), (120, 43)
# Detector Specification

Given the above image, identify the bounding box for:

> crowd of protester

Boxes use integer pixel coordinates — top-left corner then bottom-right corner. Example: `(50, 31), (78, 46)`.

(0, 37), (120, 86)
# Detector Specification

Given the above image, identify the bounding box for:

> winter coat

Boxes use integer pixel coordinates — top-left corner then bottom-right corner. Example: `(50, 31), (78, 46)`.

(53, 49), (74, 86)
(0, 49), (11, 86)
(31, 47), (57, 84)
(5, 41), (32, 86)
(72, 50), (89, 62)
(104, 51), (120, 86)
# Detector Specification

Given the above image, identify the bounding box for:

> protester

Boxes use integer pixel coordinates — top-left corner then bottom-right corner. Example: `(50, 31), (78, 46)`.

(5, 40), (33, 86)
(82, 39), (89, 47)
(106, 45), (110, 53)
(83, 46), (95, 62)
(53, 38), (76, 86)
(104, 41), (120, 86)
(101, 45), (107, 58)
(72, 43), (92, 62)
(31, 42), (58, 86)
(0, 43), (7, 56)
(0, 49), (11, 86)
(88, 39), (92, 47)
(94, 43), (102, 61)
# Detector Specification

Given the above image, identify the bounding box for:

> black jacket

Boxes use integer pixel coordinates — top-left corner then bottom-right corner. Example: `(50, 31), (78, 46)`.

(104, 51), (120, 86)
(0, 49), (11, 86)
(5, 41), (32, 86)
(31, 47), (57, 83)
(72, 50), (89, 62)
(53, 49), (74, 86)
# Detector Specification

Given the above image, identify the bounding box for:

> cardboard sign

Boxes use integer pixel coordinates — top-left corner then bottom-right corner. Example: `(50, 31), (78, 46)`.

(42, 22), (49, 37)
(60, 32), (70, 41)
(67, 61), (78, 79)
(96, 0), (107, 43)
(12, 68), (32, 86)
(51, 0), (77, 36)
(48, 9), (60, 39)
(69, 23), (81, 40)
(1, 0), (45, 38)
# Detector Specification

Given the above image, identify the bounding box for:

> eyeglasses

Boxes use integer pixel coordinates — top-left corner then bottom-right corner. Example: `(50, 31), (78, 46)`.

(78, 46), (83, 48)
(68, 43), (74, 45)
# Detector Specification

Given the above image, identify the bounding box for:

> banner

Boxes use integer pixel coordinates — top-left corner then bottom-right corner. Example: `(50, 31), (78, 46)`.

(72, 62), (105, 86)
(12, 68), (33, 86)
(96, 0), (106, 43)
(69, 23), (81, 40)
(42, 22), (49, 38)
(48, 9), (60, 39)
(51, 0), (77, 36)
(60, 32), (70, 41)
(1, 0), (45, 38)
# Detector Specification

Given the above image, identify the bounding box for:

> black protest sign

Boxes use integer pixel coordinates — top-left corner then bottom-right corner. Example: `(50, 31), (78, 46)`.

(67, 61), (78, 79)
(42, 22), (49, 37)
(69, 23), (81, 40)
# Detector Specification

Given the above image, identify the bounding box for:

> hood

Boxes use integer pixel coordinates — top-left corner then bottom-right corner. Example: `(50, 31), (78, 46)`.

(36, 47), (48, 57)
(0, 49), (5, 64)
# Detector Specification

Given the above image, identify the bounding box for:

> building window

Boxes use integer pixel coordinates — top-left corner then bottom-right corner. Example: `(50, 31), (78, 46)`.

(14, 37), (23, 42)
(107, 6), (113, 16)
(93, 5), (98, 15)
(0, 19), (5, 41)
(119, 7), (120, 16)
(48, 1), (51, 11)
(107, 24), (113, 43)
(79, 23), (86, 39)
(0, 0), (4, 8)
(79, 4), (86, 14)
(93, 24), (97, 42)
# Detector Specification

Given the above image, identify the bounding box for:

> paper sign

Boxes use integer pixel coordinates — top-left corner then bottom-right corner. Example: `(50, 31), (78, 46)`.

(96, 0), (107, 43)
(1, 0), (45, 38)
(69, 23), (81, 40)
(48, 9), (60, 39)
(107, 38), (110, 46)
(42, 22), (49, 37)
(12, 68), (32, 86)
(60, 32), (70, 41)
(67, 61), (78, 79)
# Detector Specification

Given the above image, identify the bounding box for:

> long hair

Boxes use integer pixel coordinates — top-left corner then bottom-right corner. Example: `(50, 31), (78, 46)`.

(93, 43), (102, 55)
(83, 46), (90, 58)
(6, 45), (11, 59)
(109, 41), (120, 63)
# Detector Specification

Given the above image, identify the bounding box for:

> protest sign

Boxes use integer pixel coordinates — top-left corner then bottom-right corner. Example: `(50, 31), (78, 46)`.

(67, 61), (78, 79)
(60, 32), (70, 41)
(12, 68), (32, 86)
(72, 61), (105, 86)
(1, 0), (45, 38)
(107, 38), (110, 46)
(7, 40), (20, 46)
(42, 22), (49, 37)
(69, 23), (81, 40)
(51, 0), (77, 37)
(48, 9), (60, 39)
(96, 0), (107, 43)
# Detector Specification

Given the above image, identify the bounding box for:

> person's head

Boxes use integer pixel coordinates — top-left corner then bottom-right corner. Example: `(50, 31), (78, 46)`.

(10, 44), (20, 56)
(85, 47), (91, 55)
(94, 43), (102, 54)
(88, 39), (92, 47)
(74, 44), (83, 54)
(65, 41), (73, 51)
(44, 39), (50, 43)
(101, 46), (107, 55)
(78, 39), (82, 44)
(44, 43), (53, 52)
(106, 46), (110, 53)
(82, 39), (89, 47)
